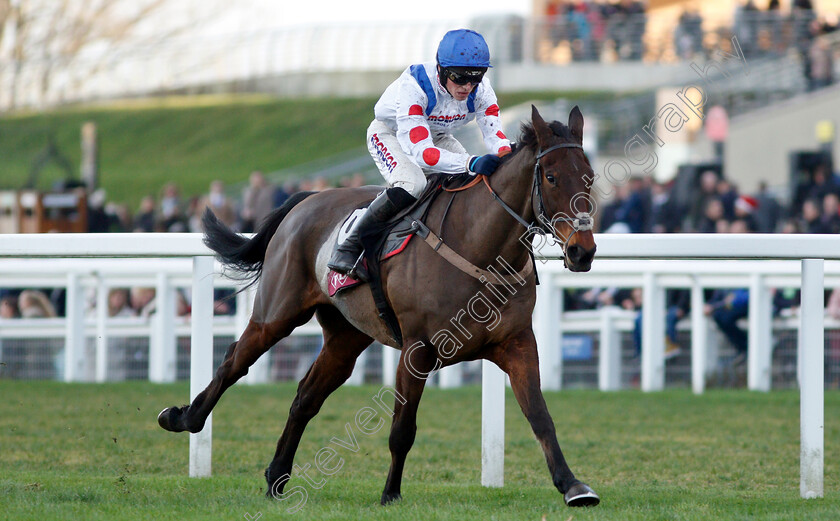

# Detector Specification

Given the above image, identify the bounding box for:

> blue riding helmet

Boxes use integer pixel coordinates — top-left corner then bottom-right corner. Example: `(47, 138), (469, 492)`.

(436, 29), (492, 68)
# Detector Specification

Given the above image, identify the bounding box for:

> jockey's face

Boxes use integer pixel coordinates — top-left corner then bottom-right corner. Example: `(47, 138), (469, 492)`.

(438, 66), (479, 101)
(444, 78), (476, 101)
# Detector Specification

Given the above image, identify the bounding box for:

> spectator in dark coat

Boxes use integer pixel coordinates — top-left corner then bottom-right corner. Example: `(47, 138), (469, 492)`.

(733, 194), (760, 232)
(134, 196), (157, 233)
(649, 181), (683, 233)
(705, 288), (750, 363)
(753, 181), (782, 232)
(801, 198), (827, 233)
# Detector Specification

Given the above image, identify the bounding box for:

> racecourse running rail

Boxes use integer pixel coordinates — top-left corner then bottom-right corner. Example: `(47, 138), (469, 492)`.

(0, 232), (833, 499)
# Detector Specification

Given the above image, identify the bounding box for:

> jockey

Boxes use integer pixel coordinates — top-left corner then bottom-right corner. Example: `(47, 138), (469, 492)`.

(329, 28), (512, 277)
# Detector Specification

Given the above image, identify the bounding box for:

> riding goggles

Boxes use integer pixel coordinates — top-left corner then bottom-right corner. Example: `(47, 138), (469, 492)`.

(441, 66), (487, 85)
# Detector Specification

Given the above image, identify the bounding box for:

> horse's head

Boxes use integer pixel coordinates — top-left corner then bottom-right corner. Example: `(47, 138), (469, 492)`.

(526, 105), (597, 272)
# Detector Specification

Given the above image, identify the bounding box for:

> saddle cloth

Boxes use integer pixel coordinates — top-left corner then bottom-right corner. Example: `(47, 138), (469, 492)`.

(327, 197), (430, 296)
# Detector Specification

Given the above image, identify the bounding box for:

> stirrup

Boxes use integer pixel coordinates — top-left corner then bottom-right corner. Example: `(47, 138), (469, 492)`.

(345, 252), (368, 281)
(329, 249), (367, 280)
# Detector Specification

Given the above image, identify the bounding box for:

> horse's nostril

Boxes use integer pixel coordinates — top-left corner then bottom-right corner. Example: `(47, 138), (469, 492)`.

(566, 245), (583, 262)
(566, 245), (595, 268)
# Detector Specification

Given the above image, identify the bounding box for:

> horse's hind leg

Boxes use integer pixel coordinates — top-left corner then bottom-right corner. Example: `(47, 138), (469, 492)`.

(487, 328), (600, 507)
(265, 305), (372, 497)
(158, 307), (314, 434)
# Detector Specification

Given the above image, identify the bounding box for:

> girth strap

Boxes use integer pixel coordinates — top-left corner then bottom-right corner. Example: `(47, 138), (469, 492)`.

(412, 220), (533, 284)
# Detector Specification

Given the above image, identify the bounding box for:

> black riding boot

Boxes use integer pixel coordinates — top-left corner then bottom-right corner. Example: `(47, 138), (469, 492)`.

(328, 187), (416, 278)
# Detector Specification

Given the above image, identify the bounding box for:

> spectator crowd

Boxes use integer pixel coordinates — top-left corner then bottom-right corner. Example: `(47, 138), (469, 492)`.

(565, 158), (840, 373)
(0, 171), (367, 325)
(542, 0), (837, 94)
(88, 171), (367, 235)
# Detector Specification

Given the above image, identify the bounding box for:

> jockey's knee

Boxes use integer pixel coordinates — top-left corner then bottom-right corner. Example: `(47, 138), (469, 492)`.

(391, 178), (426, 199)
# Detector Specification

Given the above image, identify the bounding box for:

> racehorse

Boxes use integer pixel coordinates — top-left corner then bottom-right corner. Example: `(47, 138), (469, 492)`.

(158, 105), (600, 507)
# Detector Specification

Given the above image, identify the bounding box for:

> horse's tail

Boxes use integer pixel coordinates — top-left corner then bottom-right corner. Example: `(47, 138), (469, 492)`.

(202, 191), (316, 285)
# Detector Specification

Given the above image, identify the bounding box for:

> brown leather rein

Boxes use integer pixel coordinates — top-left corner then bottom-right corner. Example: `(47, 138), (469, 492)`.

(418, 145), (593, 281)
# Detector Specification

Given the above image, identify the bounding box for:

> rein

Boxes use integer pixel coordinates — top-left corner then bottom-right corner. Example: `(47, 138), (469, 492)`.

(417, 140), (593, 282)
(449, 143), (594, 247)
(443, 172), (533, 229)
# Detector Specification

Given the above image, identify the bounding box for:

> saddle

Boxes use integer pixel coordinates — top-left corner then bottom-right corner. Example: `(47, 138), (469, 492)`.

(328, 174), (478, 345)
(329, 173), (536, 346)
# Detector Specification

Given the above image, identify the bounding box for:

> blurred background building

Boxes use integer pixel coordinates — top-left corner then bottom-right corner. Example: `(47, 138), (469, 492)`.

(2, 0), (839, 194)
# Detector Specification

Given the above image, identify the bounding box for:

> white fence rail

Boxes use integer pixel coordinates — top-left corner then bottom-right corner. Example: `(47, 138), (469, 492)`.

(3, 252), (839, 392)
(536, 258), (840, 394)
(533, 234), (832, 500)
(0, 258), (320, 383)
(0, 232), (832, 498)
(0, 233), (215, 480)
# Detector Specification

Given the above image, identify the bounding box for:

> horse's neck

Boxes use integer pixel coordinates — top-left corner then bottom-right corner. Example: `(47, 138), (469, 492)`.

(443, 150), (536, 271)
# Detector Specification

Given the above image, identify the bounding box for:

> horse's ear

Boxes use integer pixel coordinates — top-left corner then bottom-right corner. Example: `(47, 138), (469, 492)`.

(569, 105), (584, 144)
(531, 104), (552, 147)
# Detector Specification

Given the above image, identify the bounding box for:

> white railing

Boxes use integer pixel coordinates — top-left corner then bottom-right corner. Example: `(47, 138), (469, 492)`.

(0, 232), (831, 499)
(0, 258), (320, 384)
(535, 258), (840, 394)
(1, 257), (835, 391)
(525, 233), (832, 500)
(0, 233), (215, 479)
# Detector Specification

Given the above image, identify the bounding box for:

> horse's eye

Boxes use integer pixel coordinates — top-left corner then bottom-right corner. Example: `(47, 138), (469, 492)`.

(545, 175), (556, 185)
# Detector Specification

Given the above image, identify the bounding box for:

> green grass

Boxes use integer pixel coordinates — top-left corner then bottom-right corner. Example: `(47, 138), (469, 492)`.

(1, 380), (838, 520)
(0, 91), (611, 211)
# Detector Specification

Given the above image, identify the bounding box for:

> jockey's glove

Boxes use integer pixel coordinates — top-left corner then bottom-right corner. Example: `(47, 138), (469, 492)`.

(468, 154), (502, 176)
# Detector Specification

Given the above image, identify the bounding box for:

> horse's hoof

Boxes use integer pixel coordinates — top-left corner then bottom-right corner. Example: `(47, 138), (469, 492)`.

(265, 469), (283, 498)
(564, 482), (600, 507)
(380, 492), (402, 505)
(157, 406), (185, 432)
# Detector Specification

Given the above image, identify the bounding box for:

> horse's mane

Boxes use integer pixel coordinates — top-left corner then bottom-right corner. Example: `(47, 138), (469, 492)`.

(501, 120), (575, 165)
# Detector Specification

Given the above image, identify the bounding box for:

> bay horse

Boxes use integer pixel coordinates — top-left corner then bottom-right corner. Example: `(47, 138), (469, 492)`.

(158, 105), (600, 507)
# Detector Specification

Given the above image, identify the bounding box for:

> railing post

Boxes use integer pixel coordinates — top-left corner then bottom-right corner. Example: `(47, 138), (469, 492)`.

(95, 278), (109, 382)
(438, 364), (463, 388)
(523, 16), (536, 65)
(190, 256), (214, 478)
(481, 359), (504, 488)
(64, 272), (88, 382)
(641, 272), (665, 391)
(347, 350), (367, 385)
(240, 285), (270, 384)
(690, 281), (707, 394)
(535, 274), (561, 390)
(150, 272), (176, 383)
(800, 259), (824, 499)
(382, 345), (397, 387)
(748, 273), (773, 391)
(598, 306), (622, 391)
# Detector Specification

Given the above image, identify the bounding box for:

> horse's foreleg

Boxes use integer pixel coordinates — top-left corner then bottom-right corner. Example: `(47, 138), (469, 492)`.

(380, 341), (436, 505)
(158, 317), (298, 434)
(265, 307), (372, 497)
(488, 328), (600, 507)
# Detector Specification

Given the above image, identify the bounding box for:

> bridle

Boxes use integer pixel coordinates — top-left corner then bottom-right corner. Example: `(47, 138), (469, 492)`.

(482, 142), (593, 249)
